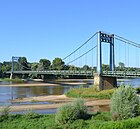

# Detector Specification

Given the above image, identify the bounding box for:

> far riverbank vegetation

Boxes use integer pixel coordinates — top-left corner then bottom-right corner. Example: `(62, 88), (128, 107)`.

(0, 57), (140, 80)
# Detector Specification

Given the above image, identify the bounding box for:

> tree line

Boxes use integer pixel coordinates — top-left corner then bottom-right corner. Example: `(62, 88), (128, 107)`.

(0, 57), (139, 78)
(0, 57), (94, 78)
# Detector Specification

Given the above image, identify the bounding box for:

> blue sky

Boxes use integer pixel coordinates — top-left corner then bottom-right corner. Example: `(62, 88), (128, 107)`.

(0, 0), (140, 67)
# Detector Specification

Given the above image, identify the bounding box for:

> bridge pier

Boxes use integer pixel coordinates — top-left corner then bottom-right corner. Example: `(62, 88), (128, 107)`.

(94, 73), (117, 90)
(10, 72), (13, 79)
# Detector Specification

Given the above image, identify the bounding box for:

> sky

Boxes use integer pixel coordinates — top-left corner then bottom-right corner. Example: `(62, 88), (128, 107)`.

(0, 0), (140, 67)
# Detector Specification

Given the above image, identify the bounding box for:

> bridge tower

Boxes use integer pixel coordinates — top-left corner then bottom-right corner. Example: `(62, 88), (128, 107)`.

(94, 31), (117, 90)
(10, 56), (19, 79)
(97, 31), (115, 73)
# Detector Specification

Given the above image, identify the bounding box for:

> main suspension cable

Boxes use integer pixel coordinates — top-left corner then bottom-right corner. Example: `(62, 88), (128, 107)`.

(67, 45), (97, 65)
(115, 35), (140, 48)
(63, 32), (98, 60)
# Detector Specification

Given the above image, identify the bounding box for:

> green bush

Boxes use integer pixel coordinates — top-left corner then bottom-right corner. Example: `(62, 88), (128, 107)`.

(55, 98), (87, 124)
(110, 85), (140, 121)
(91, 112), (111, 121)
(1, 112), (140, 129)
(136, 87), (140, 94)
(23, 110), (40, 119)
(0, 106), (10, 121)
(89, 116), (140, 129)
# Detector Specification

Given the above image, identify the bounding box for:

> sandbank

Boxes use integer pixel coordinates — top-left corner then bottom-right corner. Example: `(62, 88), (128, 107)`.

(0, 95), (110, 112)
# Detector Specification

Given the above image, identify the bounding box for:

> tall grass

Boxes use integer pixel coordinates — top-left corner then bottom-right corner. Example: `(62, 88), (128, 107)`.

(65, 86), (114, 99)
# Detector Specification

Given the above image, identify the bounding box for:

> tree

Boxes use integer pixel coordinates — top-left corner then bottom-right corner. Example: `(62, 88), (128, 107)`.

(0, 63), (2, 77)
(68, 65), (77, 70)
(102, 64), (109, 71)
(118, 62), (125, 70)
(38, 59), (51, 71)
(52, 58), (65, 70)
(1, 62), (11, 72)
(82, 65), (90, 71)
(31, 63), (39, 71)
(18, 57), (29, 70)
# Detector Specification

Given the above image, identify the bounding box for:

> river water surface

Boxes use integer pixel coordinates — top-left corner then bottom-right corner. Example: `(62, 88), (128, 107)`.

(0, 78), (140, 114)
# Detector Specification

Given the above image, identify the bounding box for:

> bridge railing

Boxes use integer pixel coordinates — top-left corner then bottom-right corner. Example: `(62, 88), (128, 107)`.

(6, 70), (140, 77)
(6, 70), (95, 76)
(102, 71), (140, 77)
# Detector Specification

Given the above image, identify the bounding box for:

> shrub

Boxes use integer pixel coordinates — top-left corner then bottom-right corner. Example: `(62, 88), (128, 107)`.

(23, 110), (40, 119)
(89, 116), (140, 129)
(0, 106), (10, 121)
(110, 85), (140, 121)
(91, 112), (111, 121)
(55, 98), (87, 124)
(136, 87), (140, 94)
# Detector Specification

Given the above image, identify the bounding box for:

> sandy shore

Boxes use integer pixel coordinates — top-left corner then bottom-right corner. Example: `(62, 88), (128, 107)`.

(0, 95), (110, 112)
(0, 100), (110, 112)
(11, 95), (74, 102)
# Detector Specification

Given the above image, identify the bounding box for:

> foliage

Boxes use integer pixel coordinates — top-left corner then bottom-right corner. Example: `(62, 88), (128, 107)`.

(102, 64), (109, 71)
(52, 57), (65, 70)
(118, 62), (125, 70)
(91, 112), (112, 121)
(136, 86), (140, 94)
(55, 98), (88, 124)
(31, 99), (39, 103)
(1, 56), (140, 79)
(2, 78), (25, 83)
(110, 85), (140, 121)
(65, 86), (114, 99)
(1, 61), (11, 73)
(18, 57), (29, 70)
(23, 110), (41, 119)
(0, 106), (10, 121)
(38, 59), (51, 70)
(31, 62), (39, 71)
(88, 115), (140, 129)
(56, 119), (87, 129)
(1, 112), (140, 129)
(82, 65), (90, 71)
(0, 114), (56, 129)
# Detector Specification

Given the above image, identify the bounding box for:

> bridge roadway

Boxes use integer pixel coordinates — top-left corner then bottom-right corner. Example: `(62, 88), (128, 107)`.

(6, 70), (140, 78)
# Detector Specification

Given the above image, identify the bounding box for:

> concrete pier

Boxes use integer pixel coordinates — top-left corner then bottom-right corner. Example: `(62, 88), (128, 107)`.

(94, 73), (117, 90)
(10, 72), (13, 79)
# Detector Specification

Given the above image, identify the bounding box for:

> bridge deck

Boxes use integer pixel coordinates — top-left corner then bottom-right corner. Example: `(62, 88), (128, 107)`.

(6, 70), (140, 78)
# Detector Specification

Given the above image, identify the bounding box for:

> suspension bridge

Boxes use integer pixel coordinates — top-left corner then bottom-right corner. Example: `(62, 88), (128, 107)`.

(6, 31), (140, 89)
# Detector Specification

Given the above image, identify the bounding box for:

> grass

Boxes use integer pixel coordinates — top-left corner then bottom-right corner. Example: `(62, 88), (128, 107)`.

(65, 86), (115, 99)
(1, 112), (140, 129)
(136, 87), (140, 94)
(0, 78), (25, 83)
(31, 99), (39, 103)
(0, 114), (56, 129)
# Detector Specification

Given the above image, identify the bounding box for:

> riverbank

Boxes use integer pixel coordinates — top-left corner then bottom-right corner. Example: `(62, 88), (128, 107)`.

(0, 83), (59, 87)
(0, 78), (92, 87)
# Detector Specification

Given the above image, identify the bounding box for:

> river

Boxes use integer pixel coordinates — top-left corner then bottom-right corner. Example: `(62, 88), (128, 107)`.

(0, 78), (140, 114)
